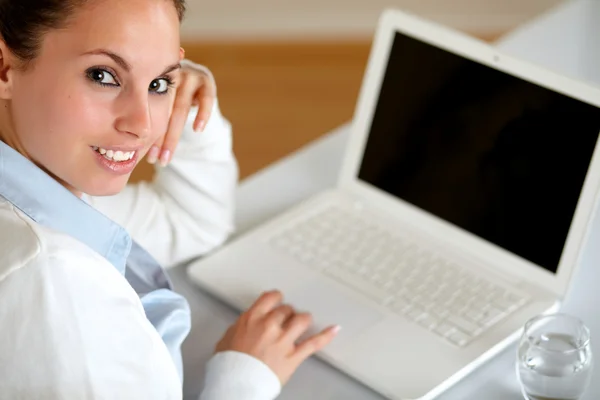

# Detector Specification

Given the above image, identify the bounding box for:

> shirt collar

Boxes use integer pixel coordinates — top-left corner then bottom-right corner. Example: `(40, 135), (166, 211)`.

(0, 140), (131, 274)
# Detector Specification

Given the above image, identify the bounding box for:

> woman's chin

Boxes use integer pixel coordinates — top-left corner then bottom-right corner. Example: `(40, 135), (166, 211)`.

(80, 175), (130, 197)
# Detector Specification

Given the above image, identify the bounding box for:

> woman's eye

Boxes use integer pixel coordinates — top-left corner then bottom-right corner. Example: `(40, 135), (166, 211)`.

(87, 69), (118, 86)
(149, 78), (170, 94)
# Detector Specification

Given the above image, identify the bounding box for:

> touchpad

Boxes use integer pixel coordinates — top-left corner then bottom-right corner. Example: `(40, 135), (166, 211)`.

(284, 278), (384, 341)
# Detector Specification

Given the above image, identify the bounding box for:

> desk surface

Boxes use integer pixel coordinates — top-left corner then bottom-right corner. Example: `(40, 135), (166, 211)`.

(172, 1), (600, 398)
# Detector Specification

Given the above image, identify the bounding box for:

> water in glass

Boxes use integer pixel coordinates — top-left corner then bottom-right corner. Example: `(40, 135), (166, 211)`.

(517, 314), (593, 400)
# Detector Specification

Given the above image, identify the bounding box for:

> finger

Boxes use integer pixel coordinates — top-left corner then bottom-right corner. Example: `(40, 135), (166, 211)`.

(265, 304), (295, 327)
(281, 312), (313, 342)
(146, 137), (164, 165)
(245, 290), (283, 321)
(147, 74), (192, 165)
(292, 325), (340, 363)
(159, 74), (198, 166)
(147, 123), (169, 164)
(192, 83), (214, 132)
(146, 73), (187, 164)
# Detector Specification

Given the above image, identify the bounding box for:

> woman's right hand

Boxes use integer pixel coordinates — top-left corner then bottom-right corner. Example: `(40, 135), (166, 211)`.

(215, 290), (340, 385)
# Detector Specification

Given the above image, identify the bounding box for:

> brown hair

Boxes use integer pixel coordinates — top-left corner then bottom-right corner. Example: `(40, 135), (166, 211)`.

(0, 0), (186, 66)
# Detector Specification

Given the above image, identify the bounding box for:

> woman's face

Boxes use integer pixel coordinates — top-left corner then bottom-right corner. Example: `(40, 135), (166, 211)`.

(6, 0), (182, 196)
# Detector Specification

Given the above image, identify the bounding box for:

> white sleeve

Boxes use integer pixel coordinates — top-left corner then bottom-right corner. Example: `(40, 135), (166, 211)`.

(89, 95), (238, 269)
(201, 352), (282, 400)
(0, 250), (183, 399)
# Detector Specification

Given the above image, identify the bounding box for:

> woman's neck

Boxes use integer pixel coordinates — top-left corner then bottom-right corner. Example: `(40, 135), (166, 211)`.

(0, 101), (28, 157)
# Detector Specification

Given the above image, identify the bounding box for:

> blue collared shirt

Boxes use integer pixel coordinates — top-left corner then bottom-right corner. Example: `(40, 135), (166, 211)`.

(0, 139), (190, 380)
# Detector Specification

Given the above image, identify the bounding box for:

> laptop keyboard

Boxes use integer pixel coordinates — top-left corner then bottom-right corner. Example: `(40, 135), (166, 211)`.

(269, 206), (529, 347)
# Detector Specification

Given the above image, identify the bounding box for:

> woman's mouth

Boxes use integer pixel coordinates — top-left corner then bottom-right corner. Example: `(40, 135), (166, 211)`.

(92, 146), (136, 162)
(91, 145), (140, 175)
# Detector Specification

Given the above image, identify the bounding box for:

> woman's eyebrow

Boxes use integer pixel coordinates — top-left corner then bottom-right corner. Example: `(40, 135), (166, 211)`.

(82, 49), (181, 75)
(160, 63), (181, 76)
(82, 49), (131, 71)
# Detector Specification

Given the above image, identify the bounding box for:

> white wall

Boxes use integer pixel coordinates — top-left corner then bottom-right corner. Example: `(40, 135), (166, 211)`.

(181, 0), (565, 40)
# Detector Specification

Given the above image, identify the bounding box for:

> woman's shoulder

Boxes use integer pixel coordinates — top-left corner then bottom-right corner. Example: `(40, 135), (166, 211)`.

(0, 198), (147, 329)
(0, 199), (126, 287)
(0, 201), (182, 400)
(0, 199), (42, 279)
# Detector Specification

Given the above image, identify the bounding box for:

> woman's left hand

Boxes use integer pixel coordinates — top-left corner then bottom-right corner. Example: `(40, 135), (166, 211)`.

(147, 63), (217, 166)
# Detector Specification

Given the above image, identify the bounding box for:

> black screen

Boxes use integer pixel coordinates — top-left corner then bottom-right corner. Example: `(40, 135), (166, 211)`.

(358, 32), (600, 274)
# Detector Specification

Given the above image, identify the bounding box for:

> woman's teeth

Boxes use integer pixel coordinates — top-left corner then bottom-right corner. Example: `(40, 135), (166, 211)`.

(92, 146), (135, 162)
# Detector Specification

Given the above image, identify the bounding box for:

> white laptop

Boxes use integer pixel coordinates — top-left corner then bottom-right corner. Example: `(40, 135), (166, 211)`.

(188, 9), (600, 400)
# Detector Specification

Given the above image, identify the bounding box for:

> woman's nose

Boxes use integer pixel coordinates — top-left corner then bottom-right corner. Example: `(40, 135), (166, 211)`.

(114, 90), (152, 138)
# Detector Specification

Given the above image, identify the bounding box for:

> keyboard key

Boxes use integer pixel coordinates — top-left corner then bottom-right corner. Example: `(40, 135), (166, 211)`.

(478, 307), (506, 327)
(406, 306), (426, 322)
(382, 280), (395, 291)
(447, 315), (482, 336)
(486, 287), (507, 301)
(313, 256), (333, 269)
(298, 252), (314, 264)
(371, 273), (388, 285)
(464, 309), (483, 322)
(434, 321), (455, 336)
(449, 299), (469, 314)
(430, 306), (450, 319)
(447, 329), (471, 347)
(418, 313), (440, 330)
(390, 301), (411, 315)
(505, 292), (526, 303)
(413, 294), (435, 309)
(468, 300), (490, 314)
(493, 296), (523, 312)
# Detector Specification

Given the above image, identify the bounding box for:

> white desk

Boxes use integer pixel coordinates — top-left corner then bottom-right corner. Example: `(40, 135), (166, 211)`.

(170, 1), (600, 398)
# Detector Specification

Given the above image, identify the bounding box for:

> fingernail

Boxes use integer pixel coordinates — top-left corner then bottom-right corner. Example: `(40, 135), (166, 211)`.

(332, 325), (341, 334)
(147, 146), (160, 164)
(196, 120), (206, 132)
(159, 149), (171, 167)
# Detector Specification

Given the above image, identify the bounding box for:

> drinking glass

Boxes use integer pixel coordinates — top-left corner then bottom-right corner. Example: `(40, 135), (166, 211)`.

(516, 313), (593, 400)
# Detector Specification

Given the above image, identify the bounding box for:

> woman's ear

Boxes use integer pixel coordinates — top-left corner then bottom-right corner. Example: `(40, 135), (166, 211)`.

(0, 41), (16, 100)
(179, 47), (185, 61)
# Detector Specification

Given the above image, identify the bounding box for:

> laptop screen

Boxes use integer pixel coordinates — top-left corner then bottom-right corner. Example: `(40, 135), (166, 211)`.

(358, 32), (600, 274)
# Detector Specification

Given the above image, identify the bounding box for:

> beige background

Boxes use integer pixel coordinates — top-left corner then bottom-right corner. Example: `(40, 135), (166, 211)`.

(181, 0), (563, 39)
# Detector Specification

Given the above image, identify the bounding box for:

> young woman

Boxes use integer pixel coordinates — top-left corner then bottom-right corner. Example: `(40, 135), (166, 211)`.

(0, 0), (339, 398)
